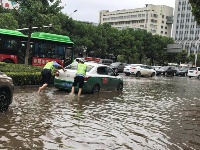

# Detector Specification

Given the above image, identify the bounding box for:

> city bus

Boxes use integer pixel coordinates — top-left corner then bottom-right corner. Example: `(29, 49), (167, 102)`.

(0, 29), (74, 66)
(0, 29), (27, 64)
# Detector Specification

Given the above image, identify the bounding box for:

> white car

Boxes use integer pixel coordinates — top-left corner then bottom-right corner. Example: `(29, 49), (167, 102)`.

(54, 62), (123, 93)
(187, 67), (200, 78)
(124, 64), (156, 77)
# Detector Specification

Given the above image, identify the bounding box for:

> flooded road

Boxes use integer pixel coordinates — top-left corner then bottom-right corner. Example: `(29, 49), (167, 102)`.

(1, 75), (200, 149)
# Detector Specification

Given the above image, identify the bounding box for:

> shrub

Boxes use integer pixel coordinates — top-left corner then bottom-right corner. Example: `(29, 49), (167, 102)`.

(0, 63), (54, 86)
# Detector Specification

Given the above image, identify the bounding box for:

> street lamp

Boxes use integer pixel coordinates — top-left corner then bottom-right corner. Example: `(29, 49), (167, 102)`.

(69, 10), (77, 17)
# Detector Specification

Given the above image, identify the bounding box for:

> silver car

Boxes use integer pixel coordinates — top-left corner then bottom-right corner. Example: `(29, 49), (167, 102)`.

(0, 72), (14, 112)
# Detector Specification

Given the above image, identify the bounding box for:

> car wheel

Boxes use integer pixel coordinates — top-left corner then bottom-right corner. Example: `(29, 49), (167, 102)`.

(198, 75), (200, 79)
(91, 84), (100, 94)
(151, 72), (155, 77)
(136, 71), (141, 77)
(117, 83), (123, 91)
(0, 91), (10, 112)
(125, 73), (130, 76)
(189, 76), (191, 78)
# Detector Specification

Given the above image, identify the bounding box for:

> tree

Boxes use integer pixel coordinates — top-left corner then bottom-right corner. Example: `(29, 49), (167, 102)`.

(0, 13), (18, 29)
(189, 0), (200, 24)
(13, 0), (63, 65)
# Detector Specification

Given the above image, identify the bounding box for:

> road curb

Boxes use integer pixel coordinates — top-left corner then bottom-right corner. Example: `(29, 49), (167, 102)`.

(14, 84), (55, 89)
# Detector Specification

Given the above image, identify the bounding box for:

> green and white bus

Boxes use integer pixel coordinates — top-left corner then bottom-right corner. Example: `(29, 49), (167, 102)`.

(0, 29), (74, 66)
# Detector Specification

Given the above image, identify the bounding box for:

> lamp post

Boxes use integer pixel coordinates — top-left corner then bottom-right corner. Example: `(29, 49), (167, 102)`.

(68, 10), (77, 17)
(17, 24), (53, 65)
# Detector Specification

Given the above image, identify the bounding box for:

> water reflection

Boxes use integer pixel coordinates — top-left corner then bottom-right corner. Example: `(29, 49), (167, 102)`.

(0, 76), (200, 149)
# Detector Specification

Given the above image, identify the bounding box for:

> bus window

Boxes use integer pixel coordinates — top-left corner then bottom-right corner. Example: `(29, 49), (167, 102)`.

(0, 38), (2, 48)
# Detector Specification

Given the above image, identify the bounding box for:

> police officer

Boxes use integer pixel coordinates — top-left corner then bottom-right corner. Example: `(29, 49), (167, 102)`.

(70, 59), (87, 97)
(38, 61), (65, 94)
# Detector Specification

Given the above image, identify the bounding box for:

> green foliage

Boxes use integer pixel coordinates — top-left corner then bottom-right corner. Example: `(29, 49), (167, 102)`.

(6, 72), (41, 86)
(0, 63), (45, 86)
(0, 13), (18, 29)
(0, 62), (42, 72)
(189, 0), (200, 24)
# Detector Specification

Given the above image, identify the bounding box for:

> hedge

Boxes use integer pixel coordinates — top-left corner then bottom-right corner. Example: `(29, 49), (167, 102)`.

(0, 62), (54, 86)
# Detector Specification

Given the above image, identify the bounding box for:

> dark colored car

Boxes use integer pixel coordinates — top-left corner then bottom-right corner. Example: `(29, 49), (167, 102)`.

(98, 59), (113, 66)
(0, 72), (14, 112)
(157, 66), (179, 76)
(110, 62), (127, 73)
(176, 68), (189, 76)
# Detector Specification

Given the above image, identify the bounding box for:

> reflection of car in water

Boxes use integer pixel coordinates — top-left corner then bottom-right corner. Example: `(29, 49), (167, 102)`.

(54, 62), (123, 93)
(0, 72), (14, 112)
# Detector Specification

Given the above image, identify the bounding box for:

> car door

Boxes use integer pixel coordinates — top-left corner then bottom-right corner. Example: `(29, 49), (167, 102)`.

(105, 67), (120, 89)
(140, 65), (149, 76)
(96, 66), (111, 91)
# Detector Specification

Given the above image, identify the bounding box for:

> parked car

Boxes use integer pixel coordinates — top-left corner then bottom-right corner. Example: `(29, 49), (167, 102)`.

(187, 67), (200, 78)
(176, 68), (189, 76)
(110, 62), (127, 73)
(0, 72), (14, 112)
(157, 66), (179, 76)
(124, 64), (156, 77)
(54, 62), (123, 93)
(98, 59), (113, 66)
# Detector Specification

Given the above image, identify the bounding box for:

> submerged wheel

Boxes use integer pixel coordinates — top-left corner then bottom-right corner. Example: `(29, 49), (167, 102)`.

(117, 83), (123, 91)
(125, 73), (130, 76)
(0, 91), (10, 112)
(91, 84), (100, 94)
(151, 72), (155, 77)
(136, 71), (141, 77)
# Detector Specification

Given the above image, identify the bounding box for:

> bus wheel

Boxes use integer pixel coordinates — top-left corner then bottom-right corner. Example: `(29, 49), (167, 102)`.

(2, 59), (14, 63)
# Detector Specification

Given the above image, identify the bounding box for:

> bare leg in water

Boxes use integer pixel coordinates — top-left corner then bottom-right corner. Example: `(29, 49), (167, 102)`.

(38, 83), (48, 94)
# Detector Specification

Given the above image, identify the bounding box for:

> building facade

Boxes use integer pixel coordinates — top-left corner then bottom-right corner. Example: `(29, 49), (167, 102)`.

(99, 4), (173, 37)
(0, 0), (18, 9)
(172, 0), (200, 55)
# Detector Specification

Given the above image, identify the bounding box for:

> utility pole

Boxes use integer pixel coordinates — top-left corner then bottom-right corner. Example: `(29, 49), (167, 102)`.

(17, 24), (52, 65)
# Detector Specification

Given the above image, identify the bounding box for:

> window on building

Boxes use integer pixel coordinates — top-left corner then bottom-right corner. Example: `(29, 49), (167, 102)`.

(162, 15), (164, 18)
(162, 20), (164, 23)
(161, 25), (163, 29)
(165, 26), (167, 29)
(161, 31), (163, 34)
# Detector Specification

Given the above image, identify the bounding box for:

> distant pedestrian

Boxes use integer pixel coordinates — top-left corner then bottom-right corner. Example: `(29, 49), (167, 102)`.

(70, 59), (87, 97)
(38, 61), (65, 94)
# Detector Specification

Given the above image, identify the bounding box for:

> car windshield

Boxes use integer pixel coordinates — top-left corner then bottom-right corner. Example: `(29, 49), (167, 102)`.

(160, 66), (170, 70)
(65, 63), (94, 72)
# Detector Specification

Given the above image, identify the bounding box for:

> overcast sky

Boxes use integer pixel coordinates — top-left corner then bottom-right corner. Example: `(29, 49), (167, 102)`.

(62, 0), (175, 23)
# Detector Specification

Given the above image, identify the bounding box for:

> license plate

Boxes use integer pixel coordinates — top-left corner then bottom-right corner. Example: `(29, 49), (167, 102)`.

(126, 69), (129, 71)
(64, 83), (72, 87)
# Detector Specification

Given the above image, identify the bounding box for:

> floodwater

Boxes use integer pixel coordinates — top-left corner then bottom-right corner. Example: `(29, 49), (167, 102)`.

(1, 75), (200, 150)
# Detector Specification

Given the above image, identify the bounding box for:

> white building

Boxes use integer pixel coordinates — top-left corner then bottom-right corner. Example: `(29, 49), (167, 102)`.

(99, 4), (173, 37)
(172, 0), (200, 55)
(0, 0), (19, 9)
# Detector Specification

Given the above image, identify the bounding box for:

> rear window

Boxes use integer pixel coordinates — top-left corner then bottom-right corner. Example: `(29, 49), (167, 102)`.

(189, 67), (197, 70)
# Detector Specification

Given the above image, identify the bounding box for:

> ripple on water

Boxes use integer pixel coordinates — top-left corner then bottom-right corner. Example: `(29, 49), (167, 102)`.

(1, 77), (200, 149)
